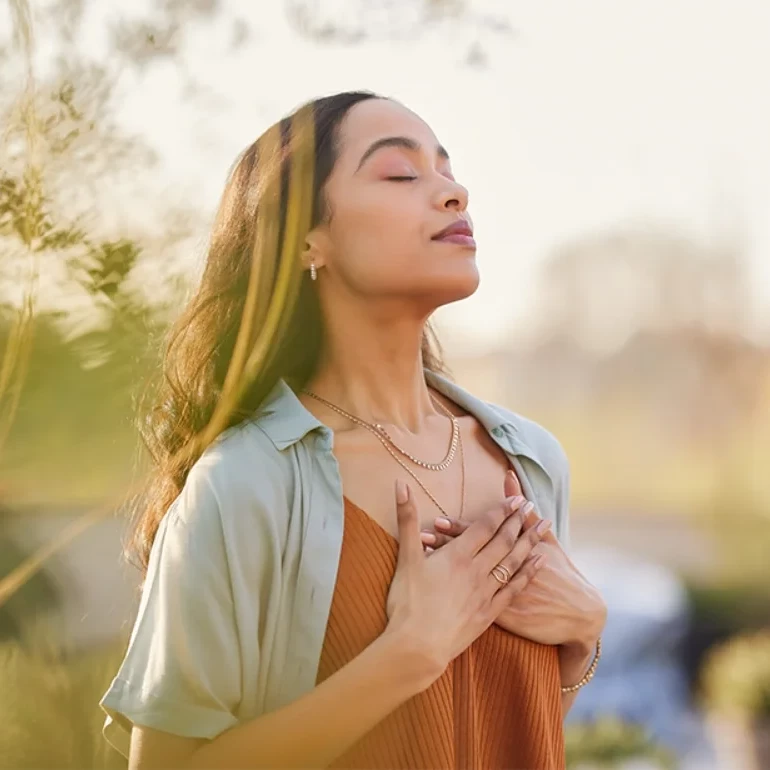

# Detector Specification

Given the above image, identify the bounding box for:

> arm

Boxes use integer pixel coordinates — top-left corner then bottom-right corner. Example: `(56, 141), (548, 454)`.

(553, 442), (604, 717)
(559, 640), (599, 718)
(104, 467), (439, 769)
(132, 630), (439, 770)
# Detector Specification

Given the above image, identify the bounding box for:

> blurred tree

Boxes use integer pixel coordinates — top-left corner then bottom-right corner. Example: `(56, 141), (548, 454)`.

(531, 221), (769, 567)
(535, 223), (766, 436)
(284, 0), (515, 66)
(0, 0), (211, 364)
(0, 0), (206, 507)
(539, 224), (753, 348)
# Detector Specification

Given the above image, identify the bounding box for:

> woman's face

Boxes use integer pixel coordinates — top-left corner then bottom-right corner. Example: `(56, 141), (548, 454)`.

(311, 98), (479, 310)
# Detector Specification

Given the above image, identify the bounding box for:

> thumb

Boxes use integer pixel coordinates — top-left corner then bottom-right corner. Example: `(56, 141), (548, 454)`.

(394, 480), (422, 571)
(505, 471), (538, 529)
(504, 469), (522, 498)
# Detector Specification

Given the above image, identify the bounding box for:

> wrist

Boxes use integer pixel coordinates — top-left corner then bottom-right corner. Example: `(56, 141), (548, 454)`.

(561, 634), (599, 662)
(564, 601), (607, 658)
(558, 642), (593, 681)
(376, 628), (446, 695)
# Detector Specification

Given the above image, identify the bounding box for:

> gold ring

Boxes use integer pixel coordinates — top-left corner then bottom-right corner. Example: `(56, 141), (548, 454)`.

(491, 564), (512, 584)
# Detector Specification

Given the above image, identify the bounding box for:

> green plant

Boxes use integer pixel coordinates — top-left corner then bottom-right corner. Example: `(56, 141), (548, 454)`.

(700, 630), (770, 719)
(0, 633), (127, 769)
(565, 716), (676, 769)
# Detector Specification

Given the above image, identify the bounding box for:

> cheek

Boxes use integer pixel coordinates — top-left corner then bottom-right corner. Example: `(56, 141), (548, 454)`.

(332, 195), (422, 269)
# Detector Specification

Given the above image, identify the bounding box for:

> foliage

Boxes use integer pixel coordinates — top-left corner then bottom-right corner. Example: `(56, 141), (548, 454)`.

(0, 633), (127, 769)
(283, 0), (514, 66)
(565, 717), (676, 769)
(0, 526), (61, 641)
(0, 310), (160, 506)
(700, 630), (770, 719)
(0, 0), (199, 513)
(286, 0), (467, 42)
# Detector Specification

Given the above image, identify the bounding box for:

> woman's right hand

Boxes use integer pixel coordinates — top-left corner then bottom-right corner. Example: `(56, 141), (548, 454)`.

(384, 480), (546, 688)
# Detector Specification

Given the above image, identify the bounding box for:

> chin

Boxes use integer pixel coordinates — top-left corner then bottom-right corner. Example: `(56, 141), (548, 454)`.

(426, 260), (480, 306)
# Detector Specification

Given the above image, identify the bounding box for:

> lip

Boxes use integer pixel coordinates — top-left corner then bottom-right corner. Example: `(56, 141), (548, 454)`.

(431, 219), (476, 248)
(432, 219), (474, 240)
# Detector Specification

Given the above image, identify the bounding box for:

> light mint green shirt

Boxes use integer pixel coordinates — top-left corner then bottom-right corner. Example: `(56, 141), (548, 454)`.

(100, 370), (570, 758)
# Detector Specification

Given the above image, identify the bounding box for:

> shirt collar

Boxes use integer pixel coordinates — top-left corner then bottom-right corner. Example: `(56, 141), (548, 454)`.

(253, 379), (326, 451)
(253, 371), (546, 476)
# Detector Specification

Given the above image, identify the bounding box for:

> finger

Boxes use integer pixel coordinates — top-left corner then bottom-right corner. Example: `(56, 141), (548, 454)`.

(504, 469), (521, 499)
(421, 530), (452, 549)
(473, 498), (533, 571)
(521, 507), (540, 530)
(434, 515), (469, 537)
(420, 516), (470, 550)
(453, 495), (528, 557)
(429, 516), (471, 549)
(519, 506), (559, 546)
(420, 517), (469, 549)
(420, 530), (438, 547)
(493, 517), (551, 582)
(394, 480), (422, 571)
(490, 553), (544, 611)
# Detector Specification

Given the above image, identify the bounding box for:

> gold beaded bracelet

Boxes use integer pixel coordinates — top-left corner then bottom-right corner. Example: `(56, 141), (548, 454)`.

(561, 636), (602, 694)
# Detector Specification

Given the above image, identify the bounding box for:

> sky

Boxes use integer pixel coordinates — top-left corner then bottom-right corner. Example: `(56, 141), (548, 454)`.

(24, 0), (770, 351)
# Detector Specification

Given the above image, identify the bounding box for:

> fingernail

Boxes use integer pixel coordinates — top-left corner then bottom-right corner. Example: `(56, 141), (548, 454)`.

(435, 517), (451, 530)
(421, 531), (437, 545)
(395, 479), (408, 504)
(508, 496), (524, 513)
(522, 501), (535, 515)
(537, 519), (552, 534)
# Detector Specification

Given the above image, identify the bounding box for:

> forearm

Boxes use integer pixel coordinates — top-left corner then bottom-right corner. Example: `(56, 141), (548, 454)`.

(185, 631), (438, 770)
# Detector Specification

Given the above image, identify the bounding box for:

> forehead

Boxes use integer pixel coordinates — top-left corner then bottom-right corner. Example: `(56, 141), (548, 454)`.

(335, 99), (441, 164)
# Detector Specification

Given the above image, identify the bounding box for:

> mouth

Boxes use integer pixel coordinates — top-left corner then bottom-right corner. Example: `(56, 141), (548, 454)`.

(431, 219), (476, 248)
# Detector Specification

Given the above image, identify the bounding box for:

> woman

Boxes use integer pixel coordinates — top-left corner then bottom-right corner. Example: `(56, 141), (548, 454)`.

(100, 90), (607, 770)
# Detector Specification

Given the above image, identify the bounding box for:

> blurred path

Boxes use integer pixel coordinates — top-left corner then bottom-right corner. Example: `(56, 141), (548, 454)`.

(571, 510), (717, 580)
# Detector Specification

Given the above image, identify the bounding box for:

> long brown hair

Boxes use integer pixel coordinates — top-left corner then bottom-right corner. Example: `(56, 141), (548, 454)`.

(129, 91), (448, 574)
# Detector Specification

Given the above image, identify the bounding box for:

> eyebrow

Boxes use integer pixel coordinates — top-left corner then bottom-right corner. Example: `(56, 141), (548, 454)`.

(355, 136), (450, 172)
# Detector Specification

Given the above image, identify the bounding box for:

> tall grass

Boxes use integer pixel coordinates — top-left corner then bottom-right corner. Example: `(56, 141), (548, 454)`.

(0, 632), (127, 769)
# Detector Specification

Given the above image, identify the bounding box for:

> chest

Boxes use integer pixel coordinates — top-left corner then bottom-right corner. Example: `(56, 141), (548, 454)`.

(332, 417), (518, 539)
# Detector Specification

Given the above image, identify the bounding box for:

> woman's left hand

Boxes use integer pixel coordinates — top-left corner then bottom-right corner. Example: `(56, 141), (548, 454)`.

(422, 471), (607, 656)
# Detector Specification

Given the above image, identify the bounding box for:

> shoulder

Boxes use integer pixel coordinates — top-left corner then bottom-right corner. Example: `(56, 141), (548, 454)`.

(426, 370), (570, 487)
(489, 402), (570, 486)
(487, 401), (572, 548)
(174, 420), (295, 532)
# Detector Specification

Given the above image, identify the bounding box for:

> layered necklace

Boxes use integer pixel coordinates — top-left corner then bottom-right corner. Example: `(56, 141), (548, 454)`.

(302, 389), (466, 521)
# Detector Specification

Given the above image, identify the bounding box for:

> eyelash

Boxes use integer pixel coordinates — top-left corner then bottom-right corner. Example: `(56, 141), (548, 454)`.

(386, 176), (417, 182)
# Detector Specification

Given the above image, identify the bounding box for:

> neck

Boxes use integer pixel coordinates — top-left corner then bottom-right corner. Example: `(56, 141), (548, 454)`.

(305, 302), (439, 433)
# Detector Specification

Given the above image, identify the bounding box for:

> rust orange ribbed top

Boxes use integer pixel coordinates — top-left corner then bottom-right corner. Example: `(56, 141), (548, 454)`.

(316, 498), (566, 770)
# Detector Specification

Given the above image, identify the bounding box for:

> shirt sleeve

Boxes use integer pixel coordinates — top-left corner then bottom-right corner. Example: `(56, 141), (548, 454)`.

(100, 465), (243, 758)
(554, 452), (571, 552)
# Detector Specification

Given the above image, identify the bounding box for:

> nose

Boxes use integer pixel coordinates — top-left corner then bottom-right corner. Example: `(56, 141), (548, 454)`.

(436, 178), (469, 212)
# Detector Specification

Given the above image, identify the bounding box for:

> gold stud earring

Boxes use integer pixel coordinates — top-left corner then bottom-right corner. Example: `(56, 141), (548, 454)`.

(310, 261), (317, 281)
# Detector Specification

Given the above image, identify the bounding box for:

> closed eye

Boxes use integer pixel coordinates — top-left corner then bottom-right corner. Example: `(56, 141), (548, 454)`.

(386, 176), (417, 182)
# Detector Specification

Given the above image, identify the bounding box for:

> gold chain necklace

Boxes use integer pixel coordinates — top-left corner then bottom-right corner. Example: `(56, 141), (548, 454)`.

(301, 390), (466, 520)
(303, 390), (459, 471)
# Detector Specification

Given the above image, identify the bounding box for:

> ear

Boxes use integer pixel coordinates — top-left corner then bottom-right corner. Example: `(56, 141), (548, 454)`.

(301, 227), (328, 273)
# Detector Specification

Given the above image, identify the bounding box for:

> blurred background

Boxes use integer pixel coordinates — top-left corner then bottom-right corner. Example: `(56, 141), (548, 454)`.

(1, 1), (769, 768)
